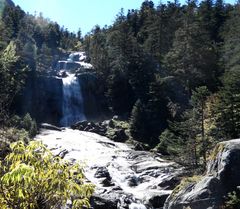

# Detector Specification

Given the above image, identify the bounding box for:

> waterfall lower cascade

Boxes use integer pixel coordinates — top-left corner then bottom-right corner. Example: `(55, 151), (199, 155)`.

(60, 73), (86, 126)
(36, 129), (183, 209)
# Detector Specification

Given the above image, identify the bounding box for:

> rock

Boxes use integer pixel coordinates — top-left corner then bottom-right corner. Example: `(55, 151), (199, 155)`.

(133, 142), (150, 151)
(101, 178), (114, 187)
(77, 73), (106, 121)
(40, 123), (62, 131)
(71, 120), (107, 136)
(91, 195), (118, 209)
(158, 176), (181, 190)
(164, 139), (240, 209)
(113, 115), (119, 120)
(111, 129), (128, 142)
(127, 175), (139, 187)
(108, 119), (115, 128)
(149, 194), (170, 208)
(94, 167), (111, 179)
(15, 75), (63, 125)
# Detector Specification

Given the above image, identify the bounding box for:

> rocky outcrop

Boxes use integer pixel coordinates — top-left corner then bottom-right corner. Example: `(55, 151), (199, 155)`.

(71, 121), (107, 135)
(71, 119), (129, 142)
(164, 139), (240, 209)
(40, 123), (63, 131)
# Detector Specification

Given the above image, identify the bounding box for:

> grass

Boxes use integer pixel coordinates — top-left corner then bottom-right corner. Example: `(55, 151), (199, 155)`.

(207, 143), (224, 161)
(172, 175), (202, 196)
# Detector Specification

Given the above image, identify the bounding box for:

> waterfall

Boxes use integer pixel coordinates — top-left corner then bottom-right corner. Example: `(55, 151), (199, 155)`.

(60, 73), (86, 126)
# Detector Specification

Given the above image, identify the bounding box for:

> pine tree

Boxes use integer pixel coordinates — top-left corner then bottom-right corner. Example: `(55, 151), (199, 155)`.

(146, 75), (170, 144)
(164, 2), (218, 92)
(213, 4), (240, 139)
(130, 100), (149, 143)
(0, 41), (25, 124)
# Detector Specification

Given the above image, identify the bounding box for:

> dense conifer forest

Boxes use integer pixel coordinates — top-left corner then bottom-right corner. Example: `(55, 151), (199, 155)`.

(1, 0), (240, 173)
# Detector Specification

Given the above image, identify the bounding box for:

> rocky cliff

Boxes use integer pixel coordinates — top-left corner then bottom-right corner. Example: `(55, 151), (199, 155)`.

(164, 139), (240, 209)
(14, 73), (63, 125)
(14, 71), (107, 126)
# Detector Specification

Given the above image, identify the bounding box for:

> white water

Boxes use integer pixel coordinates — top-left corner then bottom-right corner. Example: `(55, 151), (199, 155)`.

(60, 73), (86, 126)
(36, 128), (182, 208)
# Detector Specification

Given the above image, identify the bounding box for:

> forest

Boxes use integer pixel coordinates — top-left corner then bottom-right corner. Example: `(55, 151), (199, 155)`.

(0, 0), (240, 207)
(1, 0), (240, 167)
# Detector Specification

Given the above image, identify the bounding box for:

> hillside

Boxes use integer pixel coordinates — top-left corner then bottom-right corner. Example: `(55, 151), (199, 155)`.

(0, 0), (14, 14)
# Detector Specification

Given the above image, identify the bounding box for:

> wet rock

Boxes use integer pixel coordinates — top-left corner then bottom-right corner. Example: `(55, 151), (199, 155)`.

(56, 149), (69, 158)
(94, 167), (111, 179)
(71, 120), (107, 136)
(108, 119), (115, 128)
(164, 139), (240, 209)
(127, 175), (139, 187)
(40, 123), (62, 131)
(101, 178), (115, 187)
(110, 129), (128, 142)
(158, 176), (181, 190)
(149, 194), (170, 208)
(92, 195), (118, 209)
(36, 129), (184, 209)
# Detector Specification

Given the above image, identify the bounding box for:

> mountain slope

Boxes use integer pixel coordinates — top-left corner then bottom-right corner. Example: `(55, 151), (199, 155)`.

(0, 0), (14, 15)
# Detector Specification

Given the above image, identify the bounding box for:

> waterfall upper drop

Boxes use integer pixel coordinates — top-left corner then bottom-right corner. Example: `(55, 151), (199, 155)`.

(58, 52), (93, 127)
(60, 73), (86, 126)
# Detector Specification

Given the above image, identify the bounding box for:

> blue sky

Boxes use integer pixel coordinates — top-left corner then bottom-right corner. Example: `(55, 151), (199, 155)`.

(13, 0), (236, 35)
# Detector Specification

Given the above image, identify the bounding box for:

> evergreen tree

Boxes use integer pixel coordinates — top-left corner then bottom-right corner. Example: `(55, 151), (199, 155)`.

(213, 71), (240, 139)
(146, 75), (170, 144)
(106, 67), (134, 115)
(130, 100), (149, 142)
(213, 4), (240, 139)
(164, 3), (218, 92)
(0, 41), (25, 124)
(170, 86), (210, 167)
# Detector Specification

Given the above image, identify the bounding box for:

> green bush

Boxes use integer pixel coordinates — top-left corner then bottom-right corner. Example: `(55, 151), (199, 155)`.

(9, 113), (38, 137)
(156, 129), (180, 156)
(223, 189), (240, 209)
(21, 113), (38, 137)
(0, 128), (30, 159)
(0, 141), (94, 208)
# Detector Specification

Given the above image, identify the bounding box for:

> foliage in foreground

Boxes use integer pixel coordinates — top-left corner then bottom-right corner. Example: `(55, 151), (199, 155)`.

(0, 141), (94, 209)
(222, 188), (240, 209)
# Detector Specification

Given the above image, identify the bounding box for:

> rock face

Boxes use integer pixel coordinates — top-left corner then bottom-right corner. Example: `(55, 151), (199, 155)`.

(164, 139), (240, 209)
(77, 72), (107, 122)
(14, 71), (107, 126)
(14, 74), (63, 125)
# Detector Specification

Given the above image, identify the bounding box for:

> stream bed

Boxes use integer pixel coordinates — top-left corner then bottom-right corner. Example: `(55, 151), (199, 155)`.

(36, 128), (183, 209)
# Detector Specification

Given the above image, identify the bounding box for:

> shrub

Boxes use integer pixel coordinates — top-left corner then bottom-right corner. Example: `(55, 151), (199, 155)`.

(223, 189), (240, 209)
(0, 128), (30, 159)
(21, 113), (38, 137)
(9, 113), (38, 137)
(0, 141), (94, 208)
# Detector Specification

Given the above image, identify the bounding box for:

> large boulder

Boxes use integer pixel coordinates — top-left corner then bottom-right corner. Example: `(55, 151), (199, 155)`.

(164, 139), (240, 209)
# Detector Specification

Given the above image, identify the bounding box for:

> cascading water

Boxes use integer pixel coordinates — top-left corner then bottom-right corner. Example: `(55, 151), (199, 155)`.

(60, 73), (86, 126)
(36, 129), (183, 208)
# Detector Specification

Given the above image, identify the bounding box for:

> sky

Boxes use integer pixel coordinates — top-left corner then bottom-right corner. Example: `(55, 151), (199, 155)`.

(12, 0), (236, 35)
(12, 0), (159, 35)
